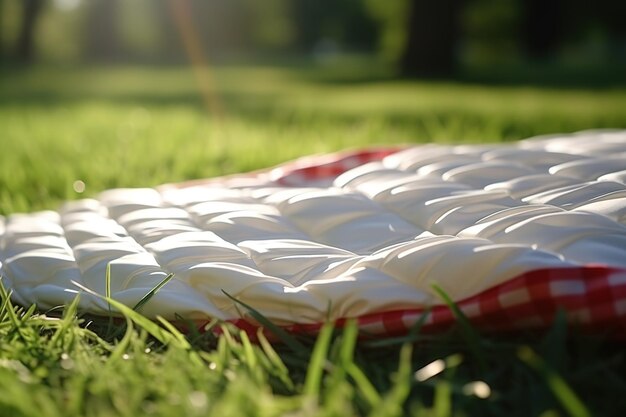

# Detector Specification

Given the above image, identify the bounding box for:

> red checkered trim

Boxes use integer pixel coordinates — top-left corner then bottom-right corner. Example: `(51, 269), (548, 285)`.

(270, 147), (404, 186)
(160, 147), (405, 191)
(216, 266), (626, 339)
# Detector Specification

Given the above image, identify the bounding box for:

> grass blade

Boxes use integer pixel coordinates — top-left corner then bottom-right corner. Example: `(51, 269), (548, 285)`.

(155, 315), (191, 349)
(257, 330), (294, 391)
(0, 281), (28, 343)
(340, 321), (381, 408)
(108, 317), (134, 362)
(49, 295), (81, 347)
(221, 290), (307, 355)
(518, 346), (591, 417)
(432, 283), (486, 372)
(371, 343), (414, 417)
(339, 319), (358, 366)
(155, 316), (205, 368)
(303, 321), (334, 398)
(433, 380), (452, 417)
(132, 273), (175, 312)
(105, 263), (111, 304)
(106, 297), (179, 347)
(72, 281), (178, 347)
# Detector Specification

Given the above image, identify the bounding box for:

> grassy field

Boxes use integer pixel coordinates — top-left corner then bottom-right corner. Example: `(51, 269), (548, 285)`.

(1, 63), (626, 416)
(2, 63), (626, 213)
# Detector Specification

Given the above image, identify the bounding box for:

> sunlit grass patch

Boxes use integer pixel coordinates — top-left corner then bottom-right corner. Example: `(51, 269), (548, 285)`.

(1, 277), (624, 417)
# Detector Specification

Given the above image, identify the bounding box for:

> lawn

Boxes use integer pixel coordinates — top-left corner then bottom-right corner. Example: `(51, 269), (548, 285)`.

(0, 63), (625, 416)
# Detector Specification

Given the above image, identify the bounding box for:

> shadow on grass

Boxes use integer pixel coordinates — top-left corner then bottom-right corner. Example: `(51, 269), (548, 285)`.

(266, 60), (626, 90)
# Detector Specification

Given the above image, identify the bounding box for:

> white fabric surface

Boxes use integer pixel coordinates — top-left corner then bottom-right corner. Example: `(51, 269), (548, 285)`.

(1, 130), (625, 324)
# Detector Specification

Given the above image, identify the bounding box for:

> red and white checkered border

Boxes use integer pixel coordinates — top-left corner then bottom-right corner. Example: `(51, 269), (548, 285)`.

(222, 266), (626, 339)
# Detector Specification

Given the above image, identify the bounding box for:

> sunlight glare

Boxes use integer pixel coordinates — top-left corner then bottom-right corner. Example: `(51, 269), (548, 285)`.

(462, 381), (492, 398)
(415, 359), (445, 382)
(73, 180), (86, 193)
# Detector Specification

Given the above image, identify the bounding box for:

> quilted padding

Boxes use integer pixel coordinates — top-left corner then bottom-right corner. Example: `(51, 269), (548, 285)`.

(1, 130), (625, 335)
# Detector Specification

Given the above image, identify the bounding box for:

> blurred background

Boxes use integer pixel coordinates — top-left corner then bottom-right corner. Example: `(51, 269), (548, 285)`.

(2, 0), (626, 79)
(0, 0), (625, 213)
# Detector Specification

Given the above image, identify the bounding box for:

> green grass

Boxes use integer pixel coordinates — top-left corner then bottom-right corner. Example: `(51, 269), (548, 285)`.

(1, 64), (625, 213)
(1, 63), (626, 416)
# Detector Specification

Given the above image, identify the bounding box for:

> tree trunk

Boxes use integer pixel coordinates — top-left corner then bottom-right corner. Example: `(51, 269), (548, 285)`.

(0, 0), (4, 62)
(401, 0), (462, 78)
(0, 0), (3, 60)
(15, 0), (44, 64)
(521, 0), (563, 61)
(290, 0), (328, 51)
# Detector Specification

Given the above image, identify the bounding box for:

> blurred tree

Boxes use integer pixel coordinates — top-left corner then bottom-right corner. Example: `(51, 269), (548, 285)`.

(336, 0), (379, 51)
(365, 0), (409, 63)
(119, 0), (255, 63)
(461, 0), (521, 67)
(196, 0), (254, 58)
(595, 0), (626, 62)
(151, 0), (186, 63)
(117, 0), (164, 63)
(85, 0), (121, 61)
(560, 0), (626, 63)
(0, 0), (4, 61)
(291, 0), (378, 53)
(16, 0), (45, 63)
(247, 0), (295, 51)
(291, 0), (325, 50)
(401, 0), (463, 77)
(521, 0), (563, 60)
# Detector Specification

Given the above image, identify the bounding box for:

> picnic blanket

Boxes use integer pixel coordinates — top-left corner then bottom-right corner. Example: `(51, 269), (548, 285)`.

(1, 130), (626, 337)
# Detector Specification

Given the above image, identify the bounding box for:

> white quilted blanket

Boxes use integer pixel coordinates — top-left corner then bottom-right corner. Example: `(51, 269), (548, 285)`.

(1, 130), (625, 335)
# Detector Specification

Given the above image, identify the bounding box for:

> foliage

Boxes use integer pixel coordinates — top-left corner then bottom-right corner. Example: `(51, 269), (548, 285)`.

(1, 0), (625, 67)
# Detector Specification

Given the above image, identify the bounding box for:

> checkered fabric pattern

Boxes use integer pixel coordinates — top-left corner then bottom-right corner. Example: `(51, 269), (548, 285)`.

(2, 130), (626, 338)
(226, 267), (626, 338)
